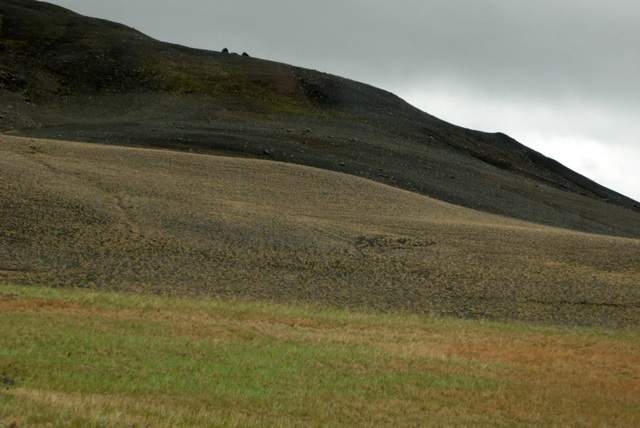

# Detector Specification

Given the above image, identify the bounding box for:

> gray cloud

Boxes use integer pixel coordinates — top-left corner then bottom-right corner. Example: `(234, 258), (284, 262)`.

(45, 1), (640, 200)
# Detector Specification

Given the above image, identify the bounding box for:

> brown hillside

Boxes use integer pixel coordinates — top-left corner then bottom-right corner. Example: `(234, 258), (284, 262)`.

(2, 135), (639, 327)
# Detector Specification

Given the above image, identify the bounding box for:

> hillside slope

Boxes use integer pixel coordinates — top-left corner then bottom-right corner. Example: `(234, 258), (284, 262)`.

(2, 135), (639, 327)
(2, 0), (640, 238)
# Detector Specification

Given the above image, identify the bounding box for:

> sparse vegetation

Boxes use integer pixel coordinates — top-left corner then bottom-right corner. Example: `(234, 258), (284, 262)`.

(1, 284), (639, 427)
(1, 135), (639, 328)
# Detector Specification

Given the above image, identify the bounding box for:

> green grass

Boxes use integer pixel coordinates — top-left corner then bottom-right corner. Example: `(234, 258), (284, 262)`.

(1, 284), (639, 427)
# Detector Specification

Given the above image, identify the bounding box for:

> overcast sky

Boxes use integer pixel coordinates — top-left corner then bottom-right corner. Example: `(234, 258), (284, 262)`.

(49, 0), (640, 201)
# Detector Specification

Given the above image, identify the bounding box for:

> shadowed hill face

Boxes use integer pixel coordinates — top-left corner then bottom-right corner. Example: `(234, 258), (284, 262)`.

(0, 0), (406, 113)
(0, 0), (300, 104)
(2, 0), (640, 238)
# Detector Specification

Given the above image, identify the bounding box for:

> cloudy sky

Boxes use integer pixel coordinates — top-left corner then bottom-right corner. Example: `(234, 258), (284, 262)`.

(49, 0), (640, 201)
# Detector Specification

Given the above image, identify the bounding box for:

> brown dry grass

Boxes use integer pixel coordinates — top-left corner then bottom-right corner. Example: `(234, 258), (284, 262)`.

(1, 135), (639, 326)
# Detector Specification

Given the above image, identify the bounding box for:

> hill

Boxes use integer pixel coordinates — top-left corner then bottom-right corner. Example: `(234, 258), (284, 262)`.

(2, 135), (639, 327)
(2, 0), (640, 238)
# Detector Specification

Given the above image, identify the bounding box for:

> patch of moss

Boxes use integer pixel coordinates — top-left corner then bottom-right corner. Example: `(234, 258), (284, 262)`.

(137, 56), (322, 115)
(139, 58), (232, 95)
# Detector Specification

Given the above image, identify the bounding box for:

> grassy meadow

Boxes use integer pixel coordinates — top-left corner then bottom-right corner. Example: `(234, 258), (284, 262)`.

(1, 283), (639, 427)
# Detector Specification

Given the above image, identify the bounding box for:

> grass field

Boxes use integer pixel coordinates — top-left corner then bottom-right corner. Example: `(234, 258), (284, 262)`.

(1, 284), (639, 427)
